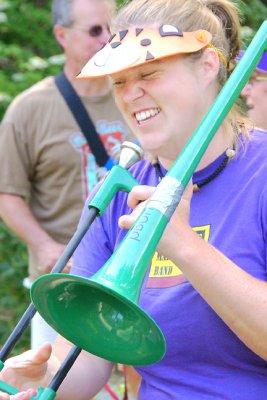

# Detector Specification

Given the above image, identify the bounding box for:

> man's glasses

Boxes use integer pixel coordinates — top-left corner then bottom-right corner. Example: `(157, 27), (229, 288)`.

(68, 24), (110, 38)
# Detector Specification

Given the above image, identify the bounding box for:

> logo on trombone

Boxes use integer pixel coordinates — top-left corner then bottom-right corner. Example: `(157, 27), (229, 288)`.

(146, 224), (211, 288)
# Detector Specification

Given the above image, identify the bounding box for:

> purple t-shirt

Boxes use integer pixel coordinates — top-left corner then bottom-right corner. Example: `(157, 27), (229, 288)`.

(72, 130), (267, 399)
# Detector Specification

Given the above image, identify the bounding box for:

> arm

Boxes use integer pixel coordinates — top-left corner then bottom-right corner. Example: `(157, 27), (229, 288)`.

(119, 185), (267, 360)
(0, 194), (71, 274)
(0, 337), (113, 400)
(160, 222), (267, 360)
(54, 337), (113, 400)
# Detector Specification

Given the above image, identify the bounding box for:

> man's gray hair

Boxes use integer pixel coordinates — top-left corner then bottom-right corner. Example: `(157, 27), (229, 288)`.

(52, 0), (116, 27)
(52, 0), (74, 27)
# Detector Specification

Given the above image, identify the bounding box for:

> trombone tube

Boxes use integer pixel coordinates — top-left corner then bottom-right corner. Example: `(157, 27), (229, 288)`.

(168, 19), (267, 186)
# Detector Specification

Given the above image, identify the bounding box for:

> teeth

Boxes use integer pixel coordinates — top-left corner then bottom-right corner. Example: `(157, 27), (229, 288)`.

(140, 112), (146, 120)
(135, 108), (160, 122)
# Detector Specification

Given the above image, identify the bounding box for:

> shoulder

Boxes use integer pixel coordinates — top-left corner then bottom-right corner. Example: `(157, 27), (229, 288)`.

(236, 129), (267, 166)
(2, 76), (58, 123)
(234, 129), (267, 192)
(10, 76), (56, 104)
(240, 128), (267, 151)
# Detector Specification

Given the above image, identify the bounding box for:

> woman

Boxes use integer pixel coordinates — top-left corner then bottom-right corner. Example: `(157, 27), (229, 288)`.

(0, 0), (266, 399)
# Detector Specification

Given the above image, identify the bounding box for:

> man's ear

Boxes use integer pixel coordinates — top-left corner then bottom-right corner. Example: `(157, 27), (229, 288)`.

(54, 24), (67, 50)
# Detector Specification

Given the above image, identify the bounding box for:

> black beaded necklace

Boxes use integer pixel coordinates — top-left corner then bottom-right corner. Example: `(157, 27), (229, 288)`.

(153, 148), (236, 192)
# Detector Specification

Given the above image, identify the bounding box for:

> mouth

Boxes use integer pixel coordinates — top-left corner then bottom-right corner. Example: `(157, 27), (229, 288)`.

(134, 107), (161, 124)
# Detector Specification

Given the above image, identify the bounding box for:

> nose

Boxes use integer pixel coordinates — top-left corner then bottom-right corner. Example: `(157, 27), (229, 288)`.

(241, 82), (252, 97)
(99, 25), (111, 45)
(121, 80), (145, 103)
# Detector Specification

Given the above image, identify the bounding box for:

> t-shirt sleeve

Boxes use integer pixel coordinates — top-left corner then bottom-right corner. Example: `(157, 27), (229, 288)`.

(71, 199), (113, 278)
(0, 117), (32, 200)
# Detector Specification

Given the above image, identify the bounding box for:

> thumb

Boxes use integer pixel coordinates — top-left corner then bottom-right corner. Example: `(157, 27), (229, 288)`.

(11, 389), (37, 400)
(29, 343), (52, 366)
(9, 343), (52, 379)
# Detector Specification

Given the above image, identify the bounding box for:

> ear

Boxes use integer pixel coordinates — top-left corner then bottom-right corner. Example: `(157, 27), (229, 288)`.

(54, 24), (67, 50)
(199, 47), (221, 85)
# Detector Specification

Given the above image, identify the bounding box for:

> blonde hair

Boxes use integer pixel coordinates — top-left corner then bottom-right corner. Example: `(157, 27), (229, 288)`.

(114, 0), (250, 141)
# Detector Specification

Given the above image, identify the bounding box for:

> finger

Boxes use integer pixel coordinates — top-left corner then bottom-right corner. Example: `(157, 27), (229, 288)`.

(0, 391), (10, 400)
(127, 186), (155, 209)
(11, 389), (36, 400)
(62, 257), (73, 273)
(39, 264), (52, 274)
(62, 264), (71, 273)
(67, 257), (73, 267)
(118, 200), (147, 230)
(10, 343), (52, 370)
(118, 214), (136, 230)
(28, 343), (52, 367)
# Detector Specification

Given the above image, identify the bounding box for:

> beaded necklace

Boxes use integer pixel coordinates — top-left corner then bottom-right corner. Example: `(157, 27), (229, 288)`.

(153, 148), (236, 191)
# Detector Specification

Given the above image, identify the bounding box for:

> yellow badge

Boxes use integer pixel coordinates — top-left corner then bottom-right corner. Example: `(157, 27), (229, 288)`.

(146, 225), (211, 288)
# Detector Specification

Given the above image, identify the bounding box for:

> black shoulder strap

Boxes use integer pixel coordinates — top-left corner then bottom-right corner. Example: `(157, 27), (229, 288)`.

(55, 72), (112, 168)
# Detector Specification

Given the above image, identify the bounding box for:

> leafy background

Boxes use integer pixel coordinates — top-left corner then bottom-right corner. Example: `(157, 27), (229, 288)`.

(0, 0), (266, 354)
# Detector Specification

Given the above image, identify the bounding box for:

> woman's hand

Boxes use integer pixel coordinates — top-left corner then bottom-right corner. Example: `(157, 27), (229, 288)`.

(118, 185), (156, 230)
(0, 343), (58, 394)
(33, 240), (72, 274)
(118, 182), (193, 258)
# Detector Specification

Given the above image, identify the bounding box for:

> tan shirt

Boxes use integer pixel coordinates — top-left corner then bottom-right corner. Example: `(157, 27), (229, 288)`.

(0, 76), (131, 280)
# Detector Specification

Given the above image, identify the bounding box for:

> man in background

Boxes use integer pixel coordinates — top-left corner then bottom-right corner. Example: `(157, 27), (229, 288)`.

(0, 0), (131, 349)
(241, 51), (267, 130)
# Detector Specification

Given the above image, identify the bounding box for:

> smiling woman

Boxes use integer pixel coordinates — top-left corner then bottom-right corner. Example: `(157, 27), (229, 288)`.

(0, 0), (267, 400)
(73, 0), (267, 397)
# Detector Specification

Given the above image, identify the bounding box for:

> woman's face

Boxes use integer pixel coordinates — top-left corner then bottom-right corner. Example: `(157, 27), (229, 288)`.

(112, 54), (217, 161)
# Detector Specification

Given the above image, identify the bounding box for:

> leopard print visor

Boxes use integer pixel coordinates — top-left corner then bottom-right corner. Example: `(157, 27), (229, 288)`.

(77, 25), (212, 79)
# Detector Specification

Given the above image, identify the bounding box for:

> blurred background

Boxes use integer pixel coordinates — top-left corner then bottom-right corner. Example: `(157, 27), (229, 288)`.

(0, 0), (266, 354)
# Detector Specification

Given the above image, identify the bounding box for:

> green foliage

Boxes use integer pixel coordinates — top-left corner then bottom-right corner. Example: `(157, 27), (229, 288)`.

(238, 0), (267, 46)
(0, 0), (63, 119)
(0, 0), (266, 356)
(0, 221), (30, 352)
(0, 0), (63, 353)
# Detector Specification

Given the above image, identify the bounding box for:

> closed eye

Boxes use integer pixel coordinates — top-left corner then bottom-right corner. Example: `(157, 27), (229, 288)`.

(112, 70), (159, 87)
(141, 71), (158, 79)
(112, 80), (125, 88)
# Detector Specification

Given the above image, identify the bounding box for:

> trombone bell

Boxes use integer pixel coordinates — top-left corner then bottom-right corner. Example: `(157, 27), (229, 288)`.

(31, 273), (166, 365)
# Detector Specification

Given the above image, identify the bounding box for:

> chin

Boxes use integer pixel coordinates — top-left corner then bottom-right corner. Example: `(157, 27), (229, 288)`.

(138, 138), (161, 154)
